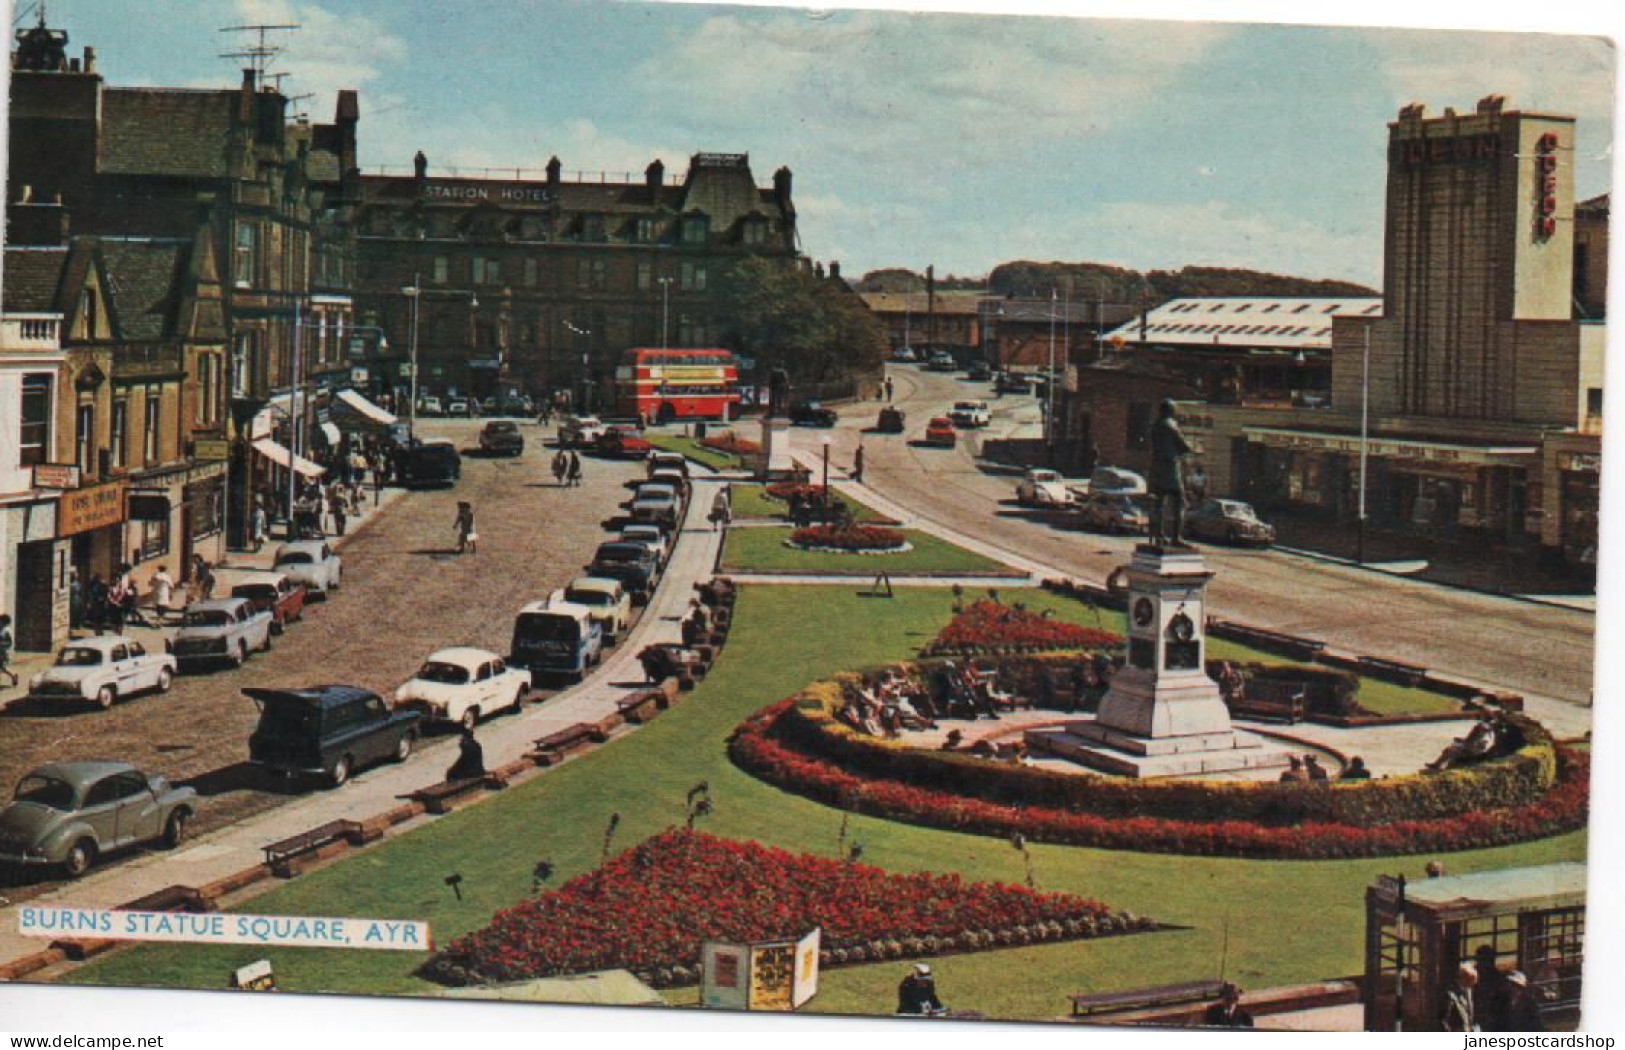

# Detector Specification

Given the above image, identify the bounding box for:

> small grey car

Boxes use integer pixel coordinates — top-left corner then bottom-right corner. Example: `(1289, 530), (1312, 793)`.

(0, 761), (196, 877)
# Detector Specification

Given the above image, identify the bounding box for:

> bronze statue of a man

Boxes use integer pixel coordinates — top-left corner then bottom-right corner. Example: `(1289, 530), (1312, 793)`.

(767, 368), (791, 419)
(1147, 399), (1192, 546)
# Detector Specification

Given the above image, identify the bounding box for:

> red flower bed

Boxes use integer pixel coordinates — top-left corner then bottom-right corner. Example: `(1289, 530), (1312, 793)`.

(426, 829), (1138, 987)
(700, 432), (761, 455)
(790, 523), (907, 551)
(929, 599), (1123, 654)
(765, 481), (828, 503)
(730, 700), (1590, 860)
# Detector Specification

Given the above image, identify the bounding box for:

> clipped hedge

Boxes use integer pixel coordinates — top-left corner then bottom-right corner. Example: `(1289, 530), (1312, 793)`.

(731, 699), (1589, 859)
(780, 667), (1557, 829)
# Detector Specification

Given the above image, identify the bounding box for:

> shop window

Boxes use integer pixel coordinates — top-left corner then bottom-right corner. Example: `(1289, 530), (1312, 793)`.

(18, 374), (52, 466)
(138, 515), (169, 561)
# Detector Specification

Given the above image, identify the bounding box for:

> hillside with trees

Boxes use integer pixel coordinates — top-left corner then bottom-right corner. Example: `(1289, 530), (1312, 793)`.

(859, 262), (1377, 303)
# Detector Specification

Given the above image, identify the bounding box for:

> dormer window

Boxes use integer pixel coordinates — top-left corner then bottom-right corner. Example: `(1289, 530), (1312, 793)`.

(682, 215), (708, 245)
(636, 217), (658, 243)
(582, 214), (606, 243)
(742, 217), (766, 246)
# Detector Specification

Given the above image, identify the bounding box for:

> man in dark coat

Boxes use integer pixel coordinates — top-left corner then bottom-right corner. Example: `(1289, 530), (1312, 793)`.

(1147, 399), (1192, 546)
(896, 963), (945, 1016)
(447, 726), (484, 781)
(1203, 984), (1254, 1028)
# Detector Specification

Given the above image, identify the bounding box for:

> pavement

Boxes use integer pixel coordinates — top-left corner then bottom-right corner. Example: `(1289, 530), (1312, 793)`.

(0, 470), (725, 970)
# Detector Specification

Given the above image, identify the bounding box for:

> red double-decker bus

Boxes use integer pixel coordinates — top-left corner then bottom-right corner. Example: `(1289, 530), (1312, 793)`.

(615, 348), (739, 423)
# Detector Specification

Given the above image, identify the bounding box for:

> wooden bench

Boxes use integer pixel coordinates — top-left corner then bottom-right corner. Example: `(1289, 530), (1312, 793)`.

(1230, 680), (1307, 724)
(404, 772), (510, 815)
(121, 884), (213, 914)
(1210, 620), (1326, 660)
(262, 819), (371, 878)
(1357, 655), (1428, 687)
(530, 722), (609, 766)
(616, 691), (664, 724)
(1070, 979), (1229, 1019)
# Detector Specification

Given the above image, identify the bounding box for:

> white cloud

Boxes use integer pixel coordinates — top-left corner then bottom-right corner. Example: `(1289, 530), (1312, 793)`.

(227, 0), (407, 106)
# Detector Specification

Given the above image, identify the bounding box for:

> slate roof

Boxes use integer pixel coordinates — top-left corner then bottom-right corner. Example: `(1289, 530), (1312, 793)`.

(1577, 192), (1609, 216)
(1, 247), (71, 312)
(98, 239), (189, 341)
(859, 292), (986, 317)
(99, 88), (236, 179)
(1105, 296), (1383, 350)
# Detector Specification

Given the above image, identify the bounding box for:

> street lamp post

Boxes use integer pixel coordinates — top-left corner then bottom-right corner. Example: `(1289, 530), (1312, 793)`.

(658, 277), (673, 350)
(1357, 325), (1371, 564)
(286, 298), (304, 529)
(402, 274), (421, 443)
(1045, 289), (1058, 454)
(821, 434), (832, 493)
(564, 321), (591, 413)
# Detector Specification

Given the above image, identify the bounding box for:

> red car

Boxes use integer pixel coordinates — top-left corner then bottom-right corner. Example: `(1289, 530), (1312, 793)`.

(228, 571), (308, 634)
(924, 417), (957, 447)
(596, 424), (653, 458)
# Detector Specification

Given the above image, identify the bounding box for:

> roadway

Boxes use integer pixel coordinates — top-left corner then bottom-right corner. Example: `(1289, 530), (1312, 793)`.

(786, 365), (1597, 719)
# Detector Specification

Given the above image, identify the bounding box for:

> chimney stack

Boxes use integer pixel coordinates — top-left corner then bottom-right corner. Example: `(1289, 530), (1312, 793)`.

(84, 46), (96, 73)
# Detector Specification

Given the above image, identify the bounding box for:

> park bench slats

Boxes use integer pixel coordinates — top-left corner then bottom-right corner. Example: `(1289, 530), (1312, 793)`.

(403, 772), (510, 815)
(262, 819), (369, 877)
(529, 722), (609, 766)
(1070, 979), (1229, 1018)
(1231, 680), (1307, 724)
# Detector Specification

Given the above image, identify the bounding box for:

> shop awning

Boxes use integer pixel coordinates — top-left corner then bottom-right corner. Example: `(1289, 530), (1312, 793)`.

(319, 422), (342, 446)
(1243, 427), (1538, 468)
(333, 388), (397, 427)
(252, 438), (326, 479)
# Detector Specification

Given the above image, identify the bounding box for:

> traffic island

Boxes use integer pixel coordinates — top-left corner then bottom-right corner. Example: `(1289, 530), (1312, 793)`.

(719, 525), (1019, 577)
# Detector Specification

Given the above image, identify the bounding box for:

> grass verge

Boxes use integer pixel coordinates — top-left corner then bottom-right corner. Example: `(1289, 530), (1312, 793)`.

(646, 433), (742, 471)
(719, 526), (1014, 576)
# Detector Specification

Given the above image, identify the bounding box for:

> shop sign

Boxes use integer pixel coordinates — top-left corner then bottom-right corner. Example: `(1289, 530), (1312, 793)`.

(57, 480), (127, 537)
(1248, 430), (1533, 467)
(32, 463), (80, 490)
(350, 367), (369, 385)
(1401, 133), (1500, 166)
(193, 439), (230, 462)
(1560, 452), (1601, 473)
(1533, 132), (1559, 241)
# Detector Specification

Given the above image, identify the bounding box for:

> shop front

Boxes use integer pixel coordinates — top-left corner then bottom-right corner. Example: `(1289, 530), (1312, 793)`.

(59, 477), (128, 613)
(2, 493), (70, 652)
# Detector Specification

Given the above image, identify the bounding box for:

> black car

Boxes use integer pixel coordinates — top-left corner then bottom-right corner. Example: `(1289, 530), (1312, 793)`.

(394, 439), (462, 487)
(586, 541), (660, 603)
(479, 420), (524, 457)
(245, 686), (421, 788)
(789, 399), (838, 427)
(966, 362), (993, 381)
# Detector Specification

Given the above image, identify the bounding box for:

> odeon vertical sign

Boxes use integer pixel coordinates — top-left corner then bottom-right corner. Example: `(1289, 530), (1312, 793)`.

(1533, 131), (1559, 241)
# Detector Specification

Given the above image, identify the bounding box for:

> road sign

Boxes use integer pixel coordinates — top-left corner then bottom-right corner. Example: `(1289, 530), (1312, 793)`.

(193, 439), (230, 462)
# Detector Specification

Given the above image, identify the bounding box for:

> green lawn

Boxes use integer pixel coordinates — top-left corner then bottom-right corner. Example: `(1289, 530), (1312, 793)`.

(63, 586), (1581, 1021)
(647, 433), (745, 471)
(729, 483), (893, 523)
(719, 526), (1014, 576)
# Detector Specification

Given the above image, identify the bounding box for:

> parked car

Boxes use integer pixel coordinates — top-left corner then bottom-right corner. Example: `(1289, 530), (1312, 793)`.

(1086, 465), (1148, 498)
(948, 400), (991, 428)
(229, 571), (307, 634)
(876, 406), (906, 433)
(480, 420), (525, 457)
(629, 484), (681, 527)
(245, 685), (420, 788)
(927, 351), (957, 371)
(395, 438), (463, 488)
(560, 415), (607, 448)
(492, 395), (532, 416)
(393, 647), (530, 731)
(965, 361), (994, 382)
(1016, 468), (1074, 508)
(647, 450), (688, 477)
(789, 399), (838, 427)
(510, 601), (604, 682)
(1077, 492), (1150, 535)
(170, 597), (273, 670)
(550, 577), (632, 643)
(587, 541), (661, 603)
(273, 540), (343, 597)
(597, 424), (653, 458)
(995, 371), (1030, 394)
(890, 347), (920, 363)
(923, 416), (957, 447)
(28, 635), (176, 710)
(445, 397), (469, 416)
(0, 761), (196, 877)
(1185, 498), (1277, 547)
(619, 523), (670, 569)
(418, 396), (444, 417)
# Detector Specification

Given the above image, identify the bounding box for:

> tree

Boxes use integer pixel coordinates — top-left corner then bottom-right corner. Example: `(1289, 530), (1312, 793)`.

(721, 258), (887, 384)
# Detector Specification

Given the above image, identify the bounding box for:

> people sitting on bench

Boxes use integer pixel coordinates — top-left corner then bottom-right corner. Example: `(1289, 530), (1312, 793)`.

(639, 645), (683, 683)
(447, 726), (484, 781)
(1425, 716), (1503, 773)
(1214, 661), (1245, 705)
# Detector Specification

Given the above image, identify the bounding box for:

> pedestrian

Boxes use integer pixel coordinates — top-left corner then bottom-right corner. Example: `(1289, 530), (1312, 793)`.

(1441, 963), (1480, 1032)
(1203, 984), (1254, 1028)
(447, 725), (485, 780)
(250, 500), (267, 552)
(86, 574), (109, 634)
(552, 449), (568, 487)
(852, 444), (865, 484)
(1278, 755), (1309, 783)
(709, 486), (732, 531)
(884, 375), (894, 402)
(150, 565), (175, 624)
(0, 613), (17, 689)
(68, 570), (83, 631)
(195, 556), (216, 600)
(454, 501), (477, 554)
(1501, 972), (1545, 1032)
(1304, 754), (1330, 781)
(567, 451), (583, 487)
(1340, 756), (1372, 780)
(896, 963), (945, 1016)
(329, 487), (347, 537)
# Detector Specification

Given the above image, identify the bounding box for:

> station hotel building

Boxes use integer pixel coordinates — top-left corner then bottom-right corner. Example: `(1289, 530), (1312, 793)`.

(1062, 96), (1608, 570)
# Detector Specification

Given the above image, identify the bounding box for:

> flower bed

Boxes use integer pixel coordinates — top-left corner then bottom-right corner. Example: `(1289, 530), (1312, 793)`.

(788, 523), (909, 553)
(700, 431), (761, 456)
(926, 599), (1123, 654)
(730, 699), (1589, 860)
(765, 481), (829, 503)
(423, 830), (1148, 988)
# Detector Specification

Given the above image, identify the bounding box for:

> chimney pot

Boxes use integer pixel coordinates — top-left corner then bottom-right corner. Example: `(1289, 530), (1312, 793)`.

(84, 46), (96, 73)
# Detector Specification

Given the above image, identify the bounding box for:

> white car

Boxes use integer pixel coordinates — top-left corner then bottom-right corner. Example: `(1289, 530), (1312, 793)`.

(949, 400), (991, 428)
(170, 597), (273, 670)
(393, 647), (531, 731)
(548, 577), (633, 643)
(561, 415), (607, 448)
(28, 635), (177, 710)
(446, 397), (470, 416)
(891, 347), (919, 363)
(619, 524), (670, 568)
(273, 540), (343, 596)
(1016, 468), (1075, 507)
(418, 396), (444, 417)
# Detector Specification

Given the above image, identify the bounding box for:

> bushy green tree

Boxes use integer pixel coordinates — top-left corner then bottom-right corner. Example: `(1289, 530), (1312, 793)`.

(721, 258), (886, 383)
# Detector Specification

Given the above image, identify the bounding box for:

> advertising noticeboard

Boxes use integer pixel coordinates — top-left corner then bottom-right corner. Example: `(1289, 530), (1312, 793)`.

(57, 480), (127, 537)
(700, 928), (821, 1012)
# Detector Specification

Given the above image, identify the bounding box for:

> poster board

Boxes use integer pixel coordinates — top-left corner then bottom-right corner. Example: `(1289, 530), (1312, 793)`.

(700, 928), (820, 1011)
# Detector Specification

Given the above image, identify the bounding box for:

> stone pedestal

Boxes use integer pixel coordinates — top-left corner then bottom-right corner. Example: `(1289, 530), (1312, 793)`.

(758, 416), (796, 479)
(1025, 544), (1291, 778)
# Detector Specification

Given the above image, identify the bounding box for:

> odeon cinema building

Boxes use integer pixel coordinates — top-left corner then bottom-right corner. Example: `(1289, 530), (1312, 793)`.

(1119, 97), (1608, 572)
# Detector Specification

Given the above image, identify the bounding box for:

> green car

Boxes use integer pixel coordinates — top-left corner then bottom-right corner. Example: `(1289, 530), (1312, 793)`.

(0, 761), (196, 877)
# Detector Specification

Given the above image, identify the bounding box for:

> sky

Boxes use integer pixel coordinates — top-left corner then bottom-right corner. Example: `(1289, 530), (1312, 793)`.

(3, 0), (1617, 288)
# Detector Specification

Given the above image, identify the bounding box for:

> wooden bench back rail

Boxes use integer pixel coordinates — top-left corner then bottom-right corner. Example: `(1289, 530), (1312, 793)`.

(1070, 979), (1229, 1017)
(262, 819), (367, 874)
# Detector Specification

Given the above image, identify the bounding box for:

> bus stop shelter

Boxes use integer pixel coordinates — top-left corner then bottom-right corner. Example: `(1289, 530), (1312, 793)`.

(1363, 862), (1585, 1031)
